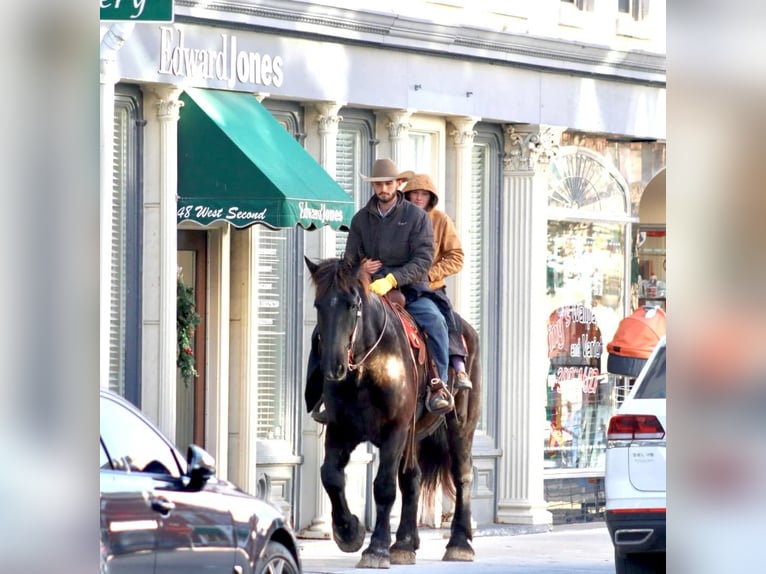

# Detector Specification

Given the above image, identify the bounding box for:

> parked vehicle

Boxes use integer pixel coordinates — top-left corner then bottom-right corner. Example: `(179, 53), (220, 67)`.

(605, 336), (666, 574)
(100, 389), (301, 574)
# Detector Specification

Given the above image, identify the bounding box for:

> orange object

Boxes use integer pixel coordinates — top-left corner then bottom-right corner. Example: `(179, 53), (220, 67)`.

(607, 306), (667, 360)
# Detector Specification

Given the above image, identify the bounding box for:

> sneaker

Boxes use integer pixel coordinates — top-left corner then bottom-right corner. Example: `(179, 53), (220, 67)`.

(426, 379), (454, 415)
(456, 371), (473, 390)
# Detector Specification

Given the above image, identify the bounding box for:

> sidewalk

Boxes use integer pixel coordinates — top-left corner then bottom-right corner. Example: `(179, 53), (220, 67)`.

(298, 522), (614, 574)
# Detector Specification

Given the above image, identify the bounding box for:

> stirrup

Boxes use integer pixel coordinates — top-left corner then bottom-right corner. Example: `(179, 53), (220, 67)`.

(426, 378), (454, 415)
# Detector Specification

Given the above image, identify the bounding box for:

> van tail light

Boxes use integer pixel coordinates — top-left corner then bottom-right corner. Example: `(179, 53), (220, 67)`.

(607, 414), (665, 440)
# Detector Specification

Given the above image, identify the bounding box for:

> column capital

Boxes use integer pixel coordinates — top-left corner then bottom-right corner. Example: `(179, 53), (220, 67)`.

(448, 116), (480, 147)
(153, 86), (184, 122)
(315, 102), (345, 135)
(503, 124), (564, 173)
(383, 109), (414, 140)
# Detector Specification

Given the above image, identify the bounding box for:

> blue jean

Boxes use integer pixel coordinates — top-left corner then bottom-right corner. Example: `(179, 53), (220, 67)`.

(405, 296), (449, 382)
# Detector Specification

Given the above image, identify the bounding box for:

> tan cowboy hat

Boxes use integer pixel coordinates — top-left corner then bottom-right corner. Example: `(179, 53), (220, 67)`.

(361, 159), (413, 182)
(403, 173), (439, 207)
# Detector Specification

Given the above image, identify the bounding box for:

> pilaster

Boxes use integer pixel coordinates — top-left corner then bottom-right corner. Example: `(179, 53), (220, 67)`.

(384, 109), (414, 167)
(448, 116), (479, 312)
(496, 124), (563, 526)
(300, 102), (345, 539)
(315, 102), (344, 260)
(153, 86), (183, 442)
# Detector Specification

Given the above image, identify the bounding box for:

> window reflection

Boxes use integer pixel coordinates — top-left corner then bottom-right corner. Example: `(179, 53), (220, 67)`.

(100, 397), (183, 477)
(544, 220), (625, 471)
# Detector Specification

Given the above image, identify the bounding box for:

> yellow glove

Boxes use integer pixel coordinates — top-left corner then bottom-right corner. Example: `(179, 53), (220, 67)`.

(369, 273), (397, 296)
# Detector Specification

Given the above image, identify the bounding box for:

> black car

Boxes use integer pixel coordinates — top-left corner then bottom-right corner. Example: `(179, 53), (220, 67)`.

(100, 389), (301, 574)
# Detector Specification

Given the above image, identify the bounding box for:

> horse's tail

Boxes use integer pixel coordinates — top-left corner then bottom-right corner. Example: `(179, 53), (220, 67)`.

(418, 423), (455, 507)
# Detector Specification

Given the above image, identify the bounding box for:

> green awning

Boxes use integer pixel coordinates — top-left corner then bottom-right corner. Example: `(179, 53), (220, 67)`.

(177, 88), (353, 230)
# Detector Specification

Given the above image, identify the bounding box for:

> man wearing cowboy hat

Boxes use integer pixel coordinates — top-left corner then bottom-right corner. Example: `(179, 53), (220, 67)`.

(305, 158), (454, 423)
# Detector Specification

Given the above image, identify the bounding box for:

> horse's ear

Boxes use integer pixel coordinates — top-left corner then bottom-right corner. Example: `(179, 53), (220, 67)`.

(304, 256), (319, 276)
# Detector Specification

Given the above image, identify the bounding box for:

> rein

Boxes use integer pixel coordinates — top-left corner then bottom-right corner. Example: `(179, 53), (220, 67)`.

(348, 298), (389, 371)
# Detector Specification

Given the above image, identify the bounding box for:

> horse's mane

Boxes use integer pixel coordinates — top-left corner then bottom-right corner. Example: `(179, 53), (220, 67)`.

(310, 257), (370, 300)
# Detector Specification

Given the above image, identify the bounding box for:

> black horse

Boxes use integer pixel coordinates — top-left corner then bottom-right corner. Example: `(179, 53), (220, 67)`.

(305, 256), (481, 568)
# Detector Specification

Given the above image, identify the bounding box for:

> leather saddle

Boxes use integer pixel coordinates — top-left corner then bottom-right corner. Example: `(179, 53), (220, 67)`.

(382, 289), (427, 367)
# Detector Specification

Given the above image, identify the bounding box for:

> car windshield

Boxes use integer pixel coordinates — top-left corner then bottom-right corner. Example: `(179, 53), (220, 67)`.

(634, 345), (666, 399)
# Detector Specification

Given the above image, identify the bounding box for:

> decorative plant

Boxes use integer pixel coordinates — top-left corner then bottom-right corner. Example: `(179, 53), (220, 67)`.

(177, 275), (201, 386)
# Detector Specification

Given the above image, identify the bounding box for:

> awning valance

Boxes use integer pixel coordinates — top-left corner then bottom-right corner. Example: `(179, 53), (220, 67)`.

(177, 88), (353, 230)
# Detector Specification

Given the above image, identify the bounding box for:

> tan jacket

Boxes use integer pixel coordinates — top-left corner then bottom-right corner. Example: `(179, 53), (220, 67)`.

(428, 208), (464, 290)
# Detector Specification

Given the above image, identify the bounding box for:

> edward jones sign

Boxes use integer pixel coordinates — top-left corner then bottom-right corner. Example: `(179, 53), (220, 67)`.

(100, 0), (174, 22)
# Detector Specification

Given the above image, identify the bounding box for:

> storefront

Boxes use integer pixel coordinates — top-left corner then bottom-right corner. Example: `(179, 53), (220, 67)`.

(102, 3), (665, 533)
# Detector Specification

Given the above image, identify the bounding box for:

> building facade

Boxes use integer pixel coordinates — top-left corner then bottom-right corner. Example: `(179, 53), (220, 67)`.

(100, 0), (666, 531)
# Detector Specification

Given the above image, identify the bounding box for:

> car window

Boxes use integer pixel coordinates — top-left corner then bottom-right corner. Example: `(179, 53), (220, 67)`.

(100, 396), (184, 478)
(634, 345), (666, 399)
(100, 439), (110, 469)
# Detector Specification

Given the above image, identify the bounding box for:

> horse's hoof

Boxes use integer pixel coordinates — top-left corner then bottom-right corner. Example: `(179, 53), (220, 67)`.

(443, 545), (475, 562)
(356, 550), (391, 569)
(390, 548), (416, 565)
(332, 515), (366, 553)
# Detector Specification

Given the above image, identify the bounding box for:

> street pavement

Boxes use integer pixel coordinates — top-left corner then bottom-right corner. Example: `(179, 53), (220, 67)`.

(298, 522), (614, 573)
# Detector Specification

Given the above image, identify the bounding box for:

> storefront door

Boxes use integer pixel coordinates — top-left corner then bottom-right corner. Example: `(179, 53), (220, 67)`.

(177, 230), (207, 449)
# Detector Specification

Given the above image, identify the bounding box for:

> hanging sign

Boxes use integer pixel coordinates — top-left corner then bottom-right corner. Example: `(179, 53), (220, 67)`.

(100, 0), (174, 22)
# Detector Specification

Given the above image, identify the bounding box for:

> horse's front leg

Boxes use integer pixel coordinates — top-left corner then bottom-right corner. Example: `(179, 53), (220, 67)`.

(443, 416), (475, 562)
(322, 429), (366, 553)
(357, 428), (407, 569)
(390, 456), (422, 565)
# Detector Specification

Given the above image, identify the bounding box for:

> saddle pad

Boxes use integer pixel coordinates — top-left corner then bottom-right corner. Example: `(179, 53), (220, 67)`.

(387, 299), (427, 366)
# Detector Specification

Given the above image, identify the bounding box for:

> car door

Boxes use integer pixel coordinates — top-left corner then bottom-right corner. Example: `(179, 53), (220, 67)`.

(100, 393), (235, 574)
(101, 397), (162, 574)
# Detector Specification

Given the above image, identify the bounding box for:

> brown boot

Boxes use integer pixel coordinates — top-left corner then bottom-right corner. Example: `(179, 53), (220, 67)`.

(426, 378), (454, 415)
(456, 370), (473, 390)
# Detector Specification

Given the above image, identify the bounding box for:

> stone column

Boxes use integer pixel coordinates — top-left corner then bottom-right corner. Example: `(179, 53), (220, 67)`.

(448, 117), (479, 313)
(300, 102), (344, 539)
(316, 102), (344, 259)
(496, 124), (562, 526)
(153, 87), (184, 442)
(385, 109), (413, 166)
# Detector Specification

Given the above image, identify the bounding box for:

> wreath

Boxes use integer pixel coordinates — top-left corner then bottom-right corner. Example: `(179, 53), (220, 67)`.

(177, 276), (201, 386)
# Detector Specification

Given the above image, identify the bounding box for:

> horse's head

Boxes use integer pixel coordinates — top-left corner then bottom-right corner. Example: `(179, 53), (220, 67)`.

(305, 256), (370, 381)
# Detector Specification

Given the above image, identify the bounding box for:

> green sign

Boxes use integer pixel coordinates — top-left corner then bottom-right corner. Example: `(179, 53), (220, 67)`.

(100, 0), (174, 22)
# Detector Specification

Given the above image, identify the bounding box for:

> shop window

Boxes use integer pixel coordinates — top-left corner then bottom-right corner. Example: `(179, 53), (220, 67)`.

(410, 131), (437, 174)
(334, 110), (375, 257)
(251, 226), (294, 440)
(252, 103), (304, 444)
(544, 148), (635, 473)
(467, 127), (503, 437)
(110, 86), (142, 403)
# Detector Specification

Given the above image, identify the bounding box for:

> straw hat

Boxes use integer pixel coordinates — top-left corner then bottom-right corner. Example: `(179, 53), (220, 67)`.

(402, 173), (439, 207)
(361, 159), (413, 182)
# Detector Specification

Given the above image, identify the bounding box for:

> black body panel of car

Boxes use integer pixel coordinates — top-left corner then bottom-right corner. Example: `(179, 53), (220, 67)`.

(606, 509), (666, 555)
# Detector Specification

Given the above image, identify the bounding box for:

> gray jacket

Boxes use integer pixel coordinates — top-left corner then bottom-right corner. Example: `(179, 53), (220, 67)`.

(344, 191), (434, 288)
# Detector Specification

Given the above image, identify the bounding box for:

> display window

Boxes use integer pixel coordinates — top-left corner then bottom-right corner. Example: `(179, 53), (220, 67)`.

(544, 148), (635, 474)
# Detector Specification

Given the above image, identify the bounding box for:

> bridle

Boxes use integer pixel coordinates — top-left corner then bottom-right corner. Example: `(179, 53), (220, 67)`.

(348, 295), (388, 371)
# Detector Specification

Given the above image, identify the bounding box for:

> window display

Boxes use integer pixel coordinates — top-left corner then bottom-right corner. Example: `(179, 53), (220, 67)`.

(545, 220), (626, 471)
